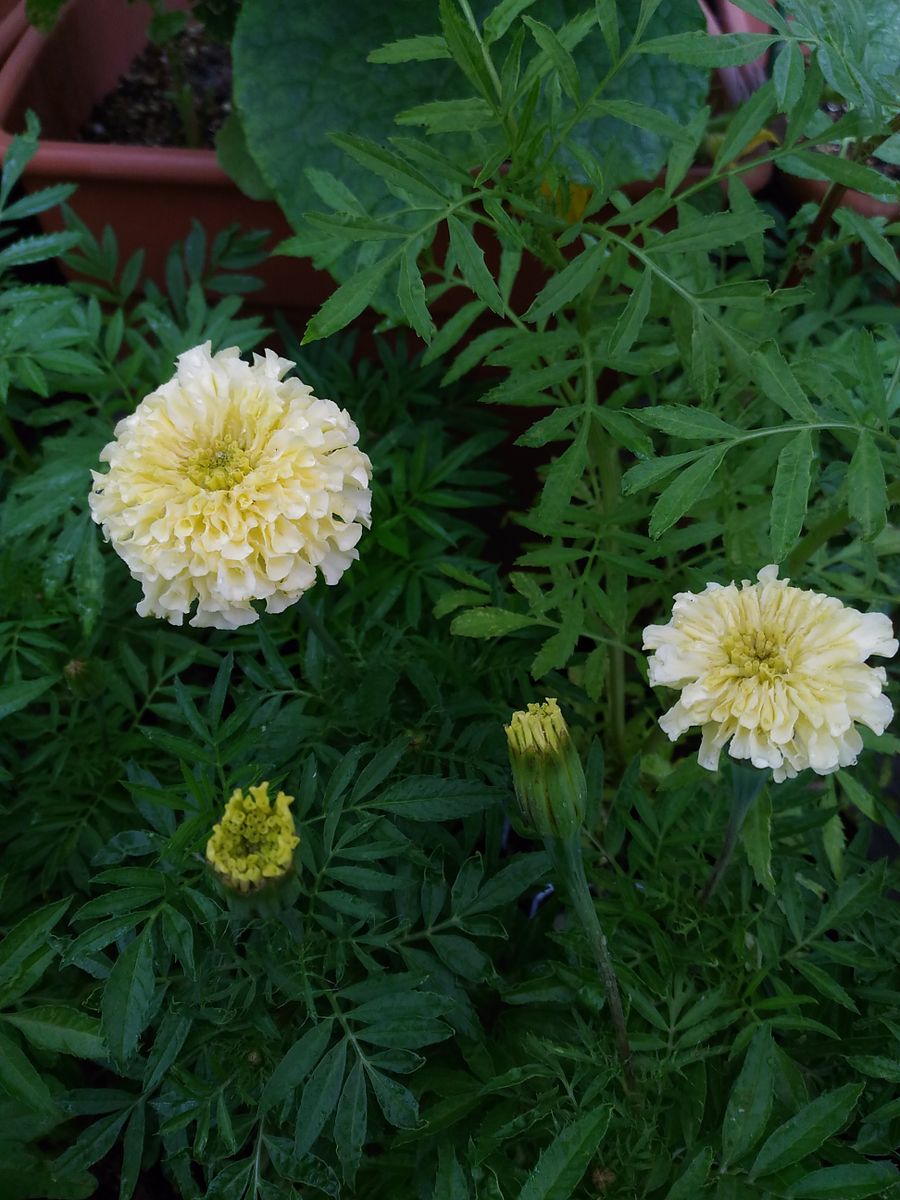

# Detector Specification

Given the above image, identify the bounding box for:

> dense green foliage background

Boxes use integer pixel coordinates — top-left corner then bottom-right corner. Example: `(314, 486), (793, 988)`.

(0, 1), (899, 1198)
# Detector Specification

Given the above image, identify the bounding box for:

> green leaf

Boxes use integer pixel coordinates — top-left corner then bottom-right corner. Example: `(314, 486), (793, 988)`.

(522, 15), (580, 100)
(663, 1147), (713, 1200)
(639, 30), (776, 66)
(367, 34), (449, 62)
(788, 1163), (898, 1200)
(333, 1060), (367, 1184)
(398, 246), (435, 342)
(366, 1065), (419, 1128)
(845, 1055), (900, 1082)
(448, 217), (504, 314)
(0, 1029), (56, 1116)
(119, 1101), (146, 1200)
(303, 256), (395, 344)
(655, 208), (772, 253)
(809, 863), (886, 940)
(534, 423), (590, 528)
(713, 80), (775, 171)
(783, 150), (899, 202)
(518, 1105), (611, 1200)
(752, 344), (817, 421)
(143, 1012), (192, 1094)
(484, 0), (537, 43)
(0, 677), (55, 722)
(435, 1144), (470, 1199)
(465, 853), (551, 914)
(847, 431), (886, 541)
(294, 1038), (348, 1158)
(722, 1025), (776, 1166)
(769, 431), (813, 562)
(524, 242), (607, 324)
(741, 789), (775, 894)
(262, 1021), (334, 1113)
(101, 930), (155, 1063)
(2, 1006), (105, 1059)
(630, 404), (737, 440)
(773, 41), (805, 111)
(215, 112), (275, 201)
(622, 448), (705, 494)
(609, 270), (652, 356)
(836, 208), (900, 283)
(792, 960), (858, 1014)
(750, 1083), (863, 1178)
(648, 445), (728, 538)
(594, 0), (619, 58)
(450, 607), (540, 637)
(0, 898), (69, 991)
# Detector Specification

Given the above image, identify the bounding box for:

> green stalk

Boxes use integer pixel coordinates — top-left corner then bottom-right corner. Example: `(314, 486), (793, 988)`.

(551, 833), (636, 1092)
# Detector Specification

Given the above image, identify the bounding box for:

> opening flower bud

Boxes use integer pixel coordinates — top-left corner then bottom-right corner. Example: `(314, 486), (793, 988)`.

(505, 698), (586, 839)
(206, 782), (299, 893)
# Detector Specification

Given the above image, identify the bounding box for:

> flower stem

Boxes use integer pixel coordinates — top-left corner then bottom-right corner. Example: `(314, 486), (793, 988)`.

(552, 833), (636, 1092)
(699, 765), (767, 906)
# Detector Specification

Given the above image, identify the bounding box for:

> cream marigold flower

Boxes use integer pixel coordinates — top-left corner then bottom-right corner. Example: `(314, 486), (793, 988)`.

(206, 782), (299, 892)
(643, 566), (897, 783)
(89, 342), (372, 629)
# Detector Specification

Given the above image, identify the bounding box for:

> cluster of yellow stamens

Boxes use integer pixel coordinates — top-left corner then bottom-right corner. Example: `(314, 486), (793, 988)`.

(205, 783), (299, 893)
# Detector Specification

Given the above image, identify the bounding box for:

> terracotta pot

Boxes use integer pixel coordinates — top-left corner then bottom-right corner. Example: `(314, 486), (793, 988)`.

(0, 0), (330, 311)
(0, 1), (26, 64)
(783, 170), (900, 221)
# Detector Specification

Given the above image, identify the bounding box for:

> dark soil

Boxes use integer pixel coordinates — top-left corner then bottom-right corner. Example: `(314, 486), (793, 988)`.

(79, 23), (231, 150)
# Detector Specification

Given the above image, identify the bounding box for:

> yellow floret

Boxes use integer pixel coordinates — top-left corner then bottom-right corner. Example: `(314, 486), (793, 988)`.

(206, 783), (299, 893)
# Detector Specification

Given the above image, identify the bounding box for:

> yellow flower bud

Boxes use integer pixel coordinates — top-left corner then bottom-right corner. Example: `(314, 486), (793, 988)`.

(206, 782), (299, 893)
(505, 698), (586, 839)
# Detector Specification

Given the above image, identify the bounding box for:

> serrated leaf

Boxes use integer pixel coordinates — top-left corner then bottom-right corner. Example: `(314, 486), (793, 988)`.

(367, 34), (449, 62)
(722, 1025), (775, 1165)
(534, 422), (590, 529)
(450, 607), (540, 637)
(751, 1083), (863, 1178)
(789, 1163), (899, 1200)
(101, 930), (155, 1063)
(366, 1065), (418, 1128)
(741, 789), (775, 893)
(333, 1060), (367, 1184)
(0, 1029), (56, 1115)
(609, 270), (652, 355)
(663, 1146), (713, 1200)
(448, 216), (504, 314)
(524, 242), (606, 324)
(398, 246), (435, 342)
(792, 960), (858, 1014)
(630, 404), (737, 440)
(769, 431), (813, 562)
(713, 80), (775, 171)
(639, 30), (776, 66)
(648, 445), (727, 538)
(303, 255), (395, 344)
(753, 344), (817, 421)
(518, 1105), (611, 1200)
(847, 431), (886, 541)
(0, 677), (56, 722)
(294, 1039), (348, 1158)
(3, 1006), (105, 1059)
(773, 40), (804, 111)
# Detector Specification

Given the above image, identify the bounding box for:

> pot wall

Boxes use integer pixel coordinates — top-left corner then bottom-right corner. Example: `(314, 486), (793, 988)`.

(0, 0), (328, 312)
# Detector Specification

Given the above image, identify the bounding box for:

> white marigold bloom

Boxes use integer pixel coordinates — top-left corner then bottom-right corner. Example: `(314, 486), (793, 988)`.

(89, 342), (372, 629)
(643, 565), (897, 783)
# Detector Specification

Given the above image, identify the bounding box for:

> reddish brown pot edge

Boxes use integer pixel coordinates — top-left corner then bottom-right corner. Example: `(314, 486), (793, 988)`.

(782, 170), (900, 222)
(0, 5), (329, 314)
(0, 1), (26, 65)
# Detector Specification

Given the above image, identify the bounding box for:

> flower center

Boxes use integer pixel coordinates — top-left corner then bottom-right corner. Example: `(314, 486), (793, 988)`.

(187, 435), (252, 490)
(723, 629), (790, 681)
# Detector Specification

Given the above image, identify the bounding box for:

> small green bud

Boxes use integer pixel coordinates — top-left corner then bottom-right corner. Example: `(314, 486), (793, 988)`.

(505, 698), (586, 839)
